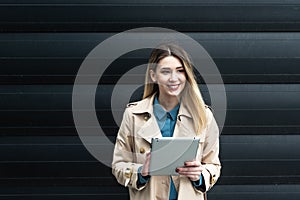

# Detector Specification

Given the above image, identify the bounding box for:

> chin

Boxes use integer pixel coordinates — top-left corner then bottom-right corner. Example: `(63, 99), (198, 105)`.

(168, 91), (183, 97)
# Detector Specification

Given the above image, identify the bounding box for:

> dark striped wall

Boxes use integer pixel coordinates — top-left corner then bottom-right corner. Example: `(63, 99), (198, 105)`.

(0, 1), (299, 199)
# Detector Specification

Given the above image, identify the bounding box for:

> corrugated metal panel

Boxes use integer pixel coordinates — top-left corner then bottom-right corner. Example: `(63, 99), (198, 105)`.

(0, 1), (299, 199)
(0, 0), (300, 32)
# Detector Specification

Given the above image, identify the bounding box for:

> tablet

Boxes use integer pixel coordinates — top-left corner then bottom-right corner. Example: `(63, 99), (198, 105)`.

(149, 137), (200, 176)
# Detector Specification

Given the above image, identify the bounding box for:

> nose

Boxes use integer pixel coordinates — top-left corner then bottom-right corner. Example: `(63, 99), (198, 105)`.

(169, 71), (178, 81)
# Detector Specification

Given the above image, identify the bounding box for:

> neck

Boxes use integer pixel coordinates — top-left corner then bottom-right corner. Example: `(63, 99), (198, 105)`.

(158, 95), (179, 112)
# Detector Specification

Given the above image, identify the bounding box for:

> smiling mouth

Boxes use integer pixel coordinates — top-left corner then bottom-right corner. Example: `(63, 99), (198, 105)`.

(167, 84), (180, 89)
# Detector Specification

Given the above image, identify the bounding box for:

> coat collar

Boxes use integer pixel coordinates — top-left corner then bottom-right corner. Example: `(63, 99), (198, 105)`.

(131, 93), (192, 119)
(130, 94), (193, 143)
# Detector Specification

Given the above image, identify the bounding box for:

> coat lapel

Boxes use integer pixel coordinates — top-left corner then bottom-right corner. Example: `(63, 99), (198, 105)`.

(131, 94), (162, 143)
(136, 116), (162, 143)
(131, 94), (200, 142)
(173, 103), (196, 137)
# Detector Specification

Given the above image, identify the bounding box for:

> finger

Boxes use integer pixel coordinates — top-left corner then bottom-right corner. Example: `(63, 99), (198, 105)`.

(176, 167), (202, 174)
(178, 164), (202, 170)
(141, 152), (152, 176)
(177, 168), (202, 174)
(177, 171), (202, 181)
(178, 172), (201, 177)
(184, 160), (200, 167)
(144, 152), (151, 163)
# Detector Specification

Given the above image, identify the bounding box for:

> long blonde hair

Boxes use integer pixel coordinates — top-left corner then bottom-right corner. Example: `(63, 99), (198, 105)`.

(143, 43), (207, 135)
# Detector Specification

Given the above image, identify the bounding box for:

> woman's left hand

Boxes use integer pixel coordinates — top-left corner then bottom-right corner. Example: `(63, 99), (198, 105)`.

(176, 160), (204, 182)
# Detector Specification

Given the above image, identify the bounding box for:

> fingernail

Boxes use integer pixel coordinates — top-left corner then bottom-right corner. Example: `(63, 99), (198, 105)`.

(175, 168), (179, 173)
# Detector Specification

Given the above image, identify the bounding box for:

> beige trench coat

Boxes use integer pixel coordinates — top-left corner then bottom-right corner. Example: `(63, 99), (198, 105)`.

(112, 94), (221, 200)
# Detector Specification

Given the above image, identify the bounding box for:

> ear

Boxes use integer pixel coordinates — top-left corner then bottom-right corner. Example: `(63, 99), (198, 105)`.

(149, 69), (157, 83)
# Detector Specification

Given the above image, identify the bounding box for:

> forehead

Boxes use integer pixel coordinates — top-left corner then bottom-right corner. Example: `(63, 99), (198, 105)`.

(157, 56), (183, 68)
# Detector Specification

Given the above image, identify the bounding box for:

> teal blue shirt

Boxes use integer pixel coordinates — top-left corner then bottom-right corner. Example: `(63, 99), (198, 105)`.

(153, 96), (180, 137)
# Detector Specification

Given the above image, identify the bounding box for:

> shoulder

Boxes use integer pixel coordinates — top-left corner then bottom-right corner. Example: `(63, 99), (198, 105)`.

(124, 96), (152, 114)
(204, 105), (216, 125)
(126, 98), (147, 109)
(119, 100), (145, 125)
(205, 105), (213, 117)
(126, 102), (139, 108)
(204, 105), (220, 136)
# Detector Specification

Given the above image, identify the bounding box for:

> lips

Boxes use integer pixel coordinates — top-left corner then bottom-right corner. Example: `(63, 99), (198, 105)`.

(167, 84), (180, 90)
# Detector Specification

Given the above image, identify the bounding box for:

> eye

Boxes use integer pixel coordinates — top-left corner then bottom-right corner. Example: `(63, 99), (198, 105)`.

(161, 70), (170, 74)
(177, 67), (185, 73)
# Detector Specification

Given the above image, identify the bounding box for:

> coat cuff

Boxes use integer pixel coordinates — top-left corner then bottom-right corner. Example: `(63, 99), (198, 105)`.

(200, 166), (220, 192)
(128, 164), (149, 190)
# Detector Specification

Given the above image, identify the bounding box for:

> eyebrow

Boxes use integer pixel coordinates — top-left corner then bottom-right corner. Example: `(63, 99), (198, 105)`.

(160, 66), (184, 70)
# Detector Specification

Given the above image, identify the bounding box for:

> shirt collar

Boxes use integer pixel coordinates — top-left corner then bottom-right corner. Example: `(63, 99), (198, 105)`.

(153, 96), (180, 121)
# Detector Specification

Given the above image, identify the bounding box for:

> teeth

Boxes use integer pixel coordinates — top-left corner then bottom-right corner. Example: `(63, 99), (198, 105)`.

(168, 85), (179, 89)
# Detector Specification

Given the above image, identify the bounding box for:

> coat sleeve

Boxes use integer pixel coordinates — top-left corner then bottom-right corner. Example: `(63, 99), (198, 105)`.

(196, 108), (221, 193)
(111, 108), (147, 190)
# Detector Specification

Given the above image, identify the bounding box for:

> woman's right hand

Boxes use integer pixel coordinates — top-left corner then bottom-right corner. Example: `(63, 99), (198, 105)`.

(141, 152), (151, 177)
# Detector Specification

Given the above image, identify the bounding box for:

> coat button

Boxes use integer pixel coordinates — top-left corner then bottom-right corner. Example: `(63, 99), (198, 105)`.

(144, 114), (151, 121)
(211, 174), (216, 184)
(124, 168), (132, 178)
(140, 147), (145, 154)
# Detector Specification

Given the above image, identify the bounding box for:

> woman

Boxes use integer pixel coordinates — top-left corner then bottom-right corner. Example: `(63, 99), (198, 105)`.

(112, 43), (221, 200)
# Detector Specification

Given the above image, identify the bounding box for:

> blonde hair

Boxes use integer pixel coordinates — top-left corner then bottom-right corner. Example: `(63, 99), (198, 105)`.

(143, 43), (207, 135)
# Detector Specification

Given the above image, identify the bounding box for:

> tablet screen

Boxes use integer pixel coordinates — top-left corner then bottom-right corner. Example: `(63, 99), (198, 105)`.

(149, 137), (200, 176)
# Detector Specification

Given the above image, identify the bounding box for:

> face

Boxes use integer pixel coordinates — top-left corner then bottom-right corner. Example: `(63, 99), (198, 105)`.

(150, 56), (187, 100)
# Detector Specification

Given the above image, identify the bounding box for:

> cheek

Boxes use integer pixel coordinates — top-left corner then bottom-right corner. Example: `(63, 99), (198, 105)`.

(156, 75), (169, 83)
(179, 74), (187, 83)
